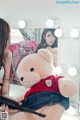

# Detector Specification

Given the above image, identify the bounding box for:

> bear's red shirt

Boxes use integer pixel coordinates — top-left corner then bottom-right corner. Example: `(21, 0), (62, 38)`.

(24, 75), (64, 100)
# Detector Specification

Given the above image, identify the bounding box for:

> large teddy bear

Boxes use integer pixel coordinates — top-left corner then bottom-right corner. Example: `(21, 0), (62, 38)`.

(9, 49), (77, 120)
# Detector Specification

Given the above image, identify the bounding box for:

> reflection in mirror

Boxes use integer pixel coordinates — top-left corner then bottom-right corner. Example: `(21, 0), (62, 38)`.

(35, 28), (58, 66)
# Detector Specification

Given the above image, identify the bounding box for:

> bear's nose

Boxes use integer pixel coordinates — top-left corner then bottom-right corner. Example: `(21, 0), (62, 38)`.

(20, 77), (24, 81)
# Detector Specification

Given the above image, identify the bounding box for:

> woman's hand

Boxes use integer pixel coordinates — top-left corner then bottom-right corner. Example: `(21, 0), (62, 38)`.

(1, 94), (19, 113)
(1, 94), (24, 113)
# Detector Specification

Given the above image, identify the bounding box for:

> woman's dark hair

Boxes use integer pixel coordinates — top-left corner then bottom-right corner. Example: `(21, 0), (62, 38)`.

(36, 28), (58, 52)
(0, 18), (10, 69)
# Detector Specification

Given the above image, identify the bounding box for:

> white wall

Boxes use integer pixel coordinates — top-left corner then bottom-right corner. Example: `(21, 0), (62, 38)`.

(0, 0), (80, 29)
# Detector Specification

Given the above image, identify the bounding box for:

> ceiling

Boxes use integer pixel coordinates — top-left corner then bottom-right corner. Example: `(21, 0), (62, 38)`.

(0, 0), (80, 29)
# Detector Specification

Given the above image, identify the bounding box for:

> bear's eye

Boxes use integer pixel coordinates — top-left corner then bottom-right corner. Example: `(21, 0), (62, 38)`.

(30, 68), (34, 72)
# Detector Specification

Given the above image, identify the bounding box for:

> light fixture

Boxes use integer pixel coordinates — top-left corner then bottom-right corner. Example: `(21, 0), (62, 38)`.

(54, 66), (62, 75)
(67, 106), (76, 115)
(70, 28), (79, 38)
(54, 28), (63, 38)
(46, 19), (55, 28)
(18, 20), (26, 29)
(68, 67), (77, 76)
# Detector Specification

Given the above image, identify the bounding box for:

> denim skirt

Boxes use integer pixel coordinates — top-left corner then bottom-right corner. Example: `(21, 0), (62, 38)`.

(22, 91), (69, 110)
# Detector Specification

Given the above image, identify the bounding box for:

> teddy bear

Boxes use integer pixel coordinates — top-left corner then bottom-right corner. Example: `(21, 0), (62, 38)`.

(9, 49), (77, 120)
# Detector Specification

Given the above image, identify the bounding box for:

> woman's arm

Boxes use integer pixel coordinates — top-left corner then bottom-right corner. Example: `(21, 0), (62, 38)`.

(46, 47), (58, 66)
(2, 49), (12, 96)
(52, 47), (58, 54)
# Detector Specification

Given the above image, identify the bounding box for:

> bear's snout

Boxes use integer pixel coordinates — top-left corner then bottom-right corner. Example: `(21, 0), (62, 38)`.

(20, 77), (24, 81)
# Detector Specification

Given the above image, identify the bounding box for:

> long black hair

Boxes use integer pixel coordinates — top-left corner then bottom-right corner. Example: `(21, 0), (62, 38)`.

(0, 18), (10, 69)
(36, 28), (58, 52)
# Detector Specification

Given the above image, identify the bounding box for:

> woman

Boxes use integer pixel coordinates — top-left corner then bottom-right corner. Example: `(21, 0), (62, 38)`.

(36, 28), (58, 66)
(0, 18), (12, 98)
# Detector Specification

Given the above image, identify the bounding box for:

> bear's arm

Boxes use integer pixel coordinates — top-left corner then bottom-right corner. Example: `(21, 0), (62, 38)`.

(58, 78), (77, 97)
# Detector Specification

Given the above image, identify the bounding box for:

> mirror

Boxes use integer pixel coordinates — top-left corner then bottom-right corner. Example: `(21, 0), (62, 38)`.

(9, 28), (79, 115)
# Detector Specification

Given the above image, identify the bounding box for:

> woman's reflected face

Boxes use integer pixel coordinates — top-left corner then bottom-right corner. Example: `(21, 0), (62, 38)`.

(44, 31), (55, 46)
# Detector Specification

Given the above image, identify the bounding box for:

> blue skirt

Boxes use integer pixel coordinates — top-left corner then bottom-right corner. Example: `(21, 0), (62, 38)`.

(22, 91), (69, 110)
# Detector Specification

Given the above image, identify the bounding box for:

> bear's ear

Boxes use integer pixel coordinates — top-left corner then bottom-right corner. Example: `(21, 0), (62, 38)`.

(38, 49), (53, 63)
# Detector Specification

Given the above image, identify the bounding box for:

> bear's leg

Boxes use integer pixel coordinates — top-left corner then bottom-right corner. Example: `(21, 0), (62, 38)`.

(8, 112), (35, 120)
(33, 104), (65, 120)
